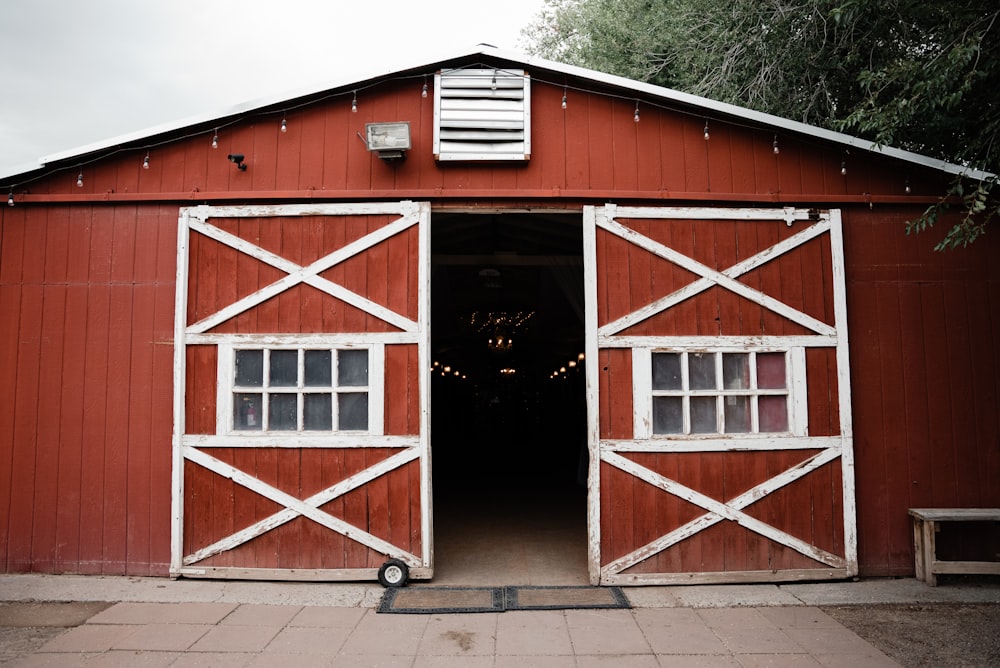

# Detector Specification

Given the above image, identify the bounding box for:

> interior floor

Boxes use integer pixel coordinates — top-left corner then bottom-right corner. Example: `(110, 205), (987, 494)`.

(430, 484), (589, 586)
(429, 212), (587, 586)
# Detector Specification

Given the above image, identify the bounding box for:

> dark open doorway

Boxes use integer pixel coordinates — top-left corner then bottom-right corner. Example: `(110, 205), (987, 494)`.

(430, 212), (588, 584)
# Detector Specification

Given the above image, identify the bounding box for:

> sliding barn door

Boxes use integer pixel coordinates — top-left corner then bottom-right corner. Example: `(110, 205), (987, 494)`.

(584, 205), (856, 585)
(171, 202), (431, 581)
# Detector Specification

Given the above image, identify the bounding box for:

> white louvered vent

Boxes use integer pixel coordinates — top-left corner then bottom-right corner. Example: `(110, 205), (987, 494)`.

(433, 68), (531, 161)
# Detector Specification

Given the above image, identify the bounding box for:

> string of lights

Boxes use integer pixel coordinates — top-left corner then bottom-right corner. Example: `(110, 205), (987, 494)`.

(5, 61), (902, 204)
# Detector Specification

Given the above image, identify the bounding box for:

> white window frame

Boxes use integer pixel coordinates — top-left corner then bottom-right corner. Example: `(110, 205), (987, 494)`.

(217, 341), (385, 436)
(633, 346), (808, 440)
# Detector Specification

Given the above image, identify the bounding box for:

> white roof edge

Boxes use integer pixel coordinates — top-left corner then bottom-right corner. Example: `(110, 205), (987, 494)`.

(492, 46), (994, 182)
(14, 44), (993, 182)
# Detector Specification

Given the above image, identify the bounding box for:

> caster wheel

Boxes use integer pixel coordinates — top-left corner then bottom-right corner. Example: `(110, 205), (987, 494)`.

(378, 558), (409, 588)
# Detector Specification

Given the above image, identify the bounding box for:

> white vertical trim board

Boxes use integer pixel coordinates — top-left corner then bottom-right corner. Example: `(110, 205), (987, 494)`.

(828, 208), (858, 575)
(170, 210), (192, 576)
(583, 205), (602, 586)
(415, 201), (433, 572)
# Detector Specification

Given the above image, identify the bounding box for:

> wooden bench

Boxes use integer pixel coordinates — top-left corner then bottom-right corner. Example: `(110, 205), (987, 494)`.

(909, 508), (1000, 586)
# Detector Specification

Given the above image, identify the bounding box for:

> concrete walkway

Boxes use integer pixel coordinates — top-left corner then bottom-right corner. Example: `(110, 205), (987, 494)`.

(2, 574), (998, 666)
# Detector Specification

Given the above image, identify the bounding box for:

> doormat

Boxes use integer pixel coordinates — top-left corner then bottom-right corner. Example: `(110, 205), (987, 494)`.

(378, 586), (505, 614)
(505, 585), (630, 611)
(377, 586), (630, 614)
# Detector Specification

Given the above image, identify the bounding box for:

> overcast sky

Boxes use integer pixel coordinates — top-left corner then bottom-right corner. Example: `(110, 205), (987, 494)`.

(0, 0), (546, 177)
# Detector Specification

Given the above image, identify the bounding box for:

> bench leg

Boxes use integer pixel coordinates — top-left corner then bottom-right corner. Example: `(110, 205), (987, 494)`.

(912, 518), (927, 583)
(922, 520), (938, 586)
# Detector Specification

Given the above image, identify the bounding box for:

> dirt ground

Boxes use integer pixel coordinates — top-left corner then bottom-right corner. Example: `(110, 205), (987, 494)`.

(823, 603), (1000, 667)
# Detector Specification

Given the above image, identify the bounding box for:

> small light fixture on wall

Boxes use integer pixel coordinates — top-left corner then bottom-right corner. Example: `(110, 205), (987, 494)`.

(365, 122), (411, 161)
(228, 153), (247, 171)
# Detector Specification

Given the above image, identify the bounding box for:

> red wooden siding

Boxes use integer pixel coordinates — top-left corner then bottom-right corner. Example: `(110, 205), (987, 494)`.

(16, 77), (950, 204)
(0, 205), (176, 575)
(843, 207), (1000, 575)
(1, 56), (998, 578)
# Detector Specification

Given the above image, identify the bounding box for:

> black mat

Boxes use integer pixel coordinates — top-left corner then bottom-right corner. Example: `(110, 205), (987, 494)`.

(377, 585), (630, 614)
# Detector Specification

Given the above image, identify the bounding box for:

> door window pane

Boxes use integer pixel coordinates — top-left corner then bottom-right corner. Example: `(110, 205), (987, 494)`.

(724, 395), (751, 433)
(338, 350), (369, 387)
(338, 393), (368, 430)
(652, 353), (682, 390)
(723, 353), (749, 389)
(235, 350), (263, 386)
(303, 393), (332, 430)
(689, 354), (717, 390)
(269, 394), (297, 430)
(269, 350), (298, 387)
(234, 393), (262, 430)
(304, 350), (332, 387)
(652, 396), (683, 434)
(690, 396), (717, 433)
(756, 352), (786, 389)
(758, 396), (789, 432)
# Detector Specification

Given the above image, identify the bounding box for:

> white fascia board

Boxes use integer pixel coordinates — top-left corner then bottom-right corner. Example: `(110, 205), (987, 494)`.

(23, 44), (994, 182)
(482, 47), (994, 182)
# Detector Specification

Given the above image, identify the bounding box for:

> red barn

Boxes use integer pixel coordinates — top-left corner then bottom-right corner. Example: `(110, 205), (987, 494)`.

(1, 47), (997, 585)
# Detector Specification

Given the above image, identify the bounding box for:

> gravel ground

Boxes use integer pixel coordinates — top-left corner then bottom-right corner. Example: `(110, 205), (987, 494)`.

(823, 603), (1000, 668)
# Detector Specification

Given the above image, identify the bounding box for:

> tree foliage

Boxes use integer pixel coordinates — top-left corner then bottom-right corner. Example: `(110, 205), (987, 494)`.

(521, 0), (1000, 249)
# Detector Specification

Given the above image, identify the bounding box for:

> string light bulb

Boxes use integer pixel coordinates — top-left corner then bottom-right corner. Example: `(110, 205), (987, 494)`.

(562, 87), (567, 110)
(905, 178), (912, 194)
(422, 76), (428, 98)
(773, 135), (780, 155)
(703, 120), (710, 140)
(491, 69), (497, 91)
(633, 100), (640, 123)
(840, 159), (847, 176)
(76, 172), (83, 188)
(142, 152), (150, 170)
(351, 91), (358, 113)
(280, 116), (287, 133)
(7, 190), (13, 207)
(211, 130), (219, 149)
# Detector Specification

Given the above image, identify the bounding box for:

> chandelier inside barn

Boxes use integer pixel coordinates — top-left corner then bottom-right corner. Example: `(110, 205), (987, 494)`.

(467, 309), (535, 353)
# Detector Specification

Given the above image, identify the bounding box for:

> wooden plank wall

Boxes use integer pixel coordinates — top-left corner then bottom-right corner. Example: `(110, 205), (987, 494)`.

(0, 204), (176, 575)
(18, 77), (941, 203)
(1, 61), (997, 576)
(843, 206), (1000, 575)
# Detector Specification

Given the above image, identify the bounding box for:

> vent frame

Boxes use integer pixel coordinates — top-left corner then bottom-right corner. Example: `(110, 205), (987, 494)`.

(433, 67), (531, 162)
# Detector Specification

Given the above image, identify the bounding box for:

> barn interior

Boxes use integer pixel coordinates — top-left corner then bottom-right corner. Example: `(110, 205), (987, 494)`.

(429, 212), (590, 584)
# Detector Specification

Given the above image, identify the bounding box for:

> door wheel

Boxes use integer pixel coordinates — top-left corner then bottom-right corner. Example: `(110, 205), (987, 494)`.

(378, 558), (409, 588)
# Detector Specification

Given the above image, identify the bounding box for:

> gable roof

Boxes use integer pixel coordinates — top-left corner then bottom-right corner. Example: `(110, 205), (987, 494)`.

(2, 45), (991, 183)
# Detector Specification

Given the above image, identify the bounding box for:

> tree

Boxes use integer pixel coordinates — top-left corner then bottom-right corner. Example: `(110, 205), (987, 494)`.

(521, 0), (1000, 249)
